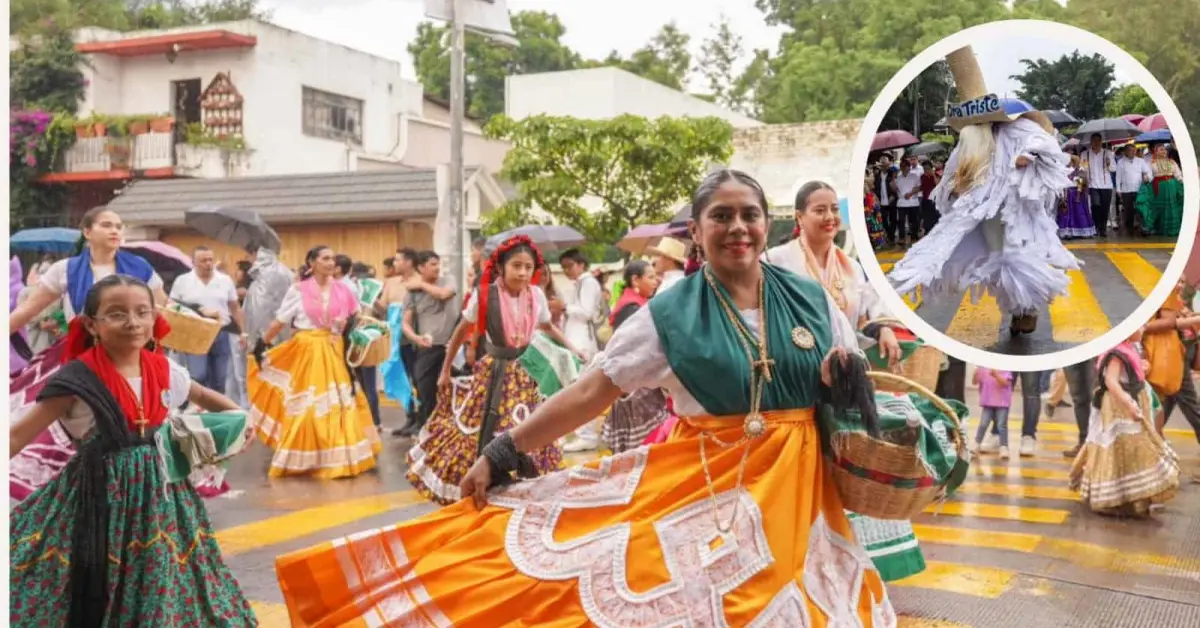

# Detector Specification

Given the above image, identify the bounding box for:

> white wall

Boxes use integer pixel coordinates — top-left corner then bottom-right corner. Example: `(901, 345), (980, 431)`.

(506, 67), (762, 129)
(74, 20), (425, 177)
(730, 119), (864, 209)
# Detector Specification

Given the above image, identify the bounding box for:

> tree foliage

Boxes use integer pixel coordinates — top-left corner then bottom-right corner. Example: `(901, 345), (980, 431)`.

(1010, 52), (1116, 121)
(10, 0), (269, 35)
(696, 15), (754, 113)
(484, 115), (734, 254)
(10, 21), (88, 113)
(1105, 84), (1158, 117)
(409, 11), (582, 122)
(603, 23), (693, 91)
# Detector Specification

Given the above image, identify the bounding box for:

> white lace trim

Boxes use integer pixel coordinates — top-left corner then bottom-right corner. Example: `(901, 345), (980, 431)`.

(1084, 411), (1152, 449)
(803, 512), (871, 628)
(745, 581), (812, 628)
(331, 526), (452, 627)
(405, 439), (463, 503)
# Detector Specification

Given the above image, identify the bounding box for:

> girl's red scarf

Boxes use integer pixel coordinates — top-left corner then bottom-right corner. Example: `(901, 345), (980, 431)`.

(609, 287), (648, 326)
(63, 315), (173, 433)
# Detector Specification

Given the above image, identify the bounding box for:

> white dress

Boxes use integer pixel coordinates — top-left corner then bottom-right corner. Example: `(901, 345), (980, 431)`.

(887, 117), (1079, 316)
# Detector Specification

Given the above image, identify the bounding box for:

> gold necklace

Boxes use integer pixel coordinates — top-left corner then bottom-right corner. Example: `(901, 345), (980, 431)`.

(699, 267), (773, 532)
(801, 240), (848, 311)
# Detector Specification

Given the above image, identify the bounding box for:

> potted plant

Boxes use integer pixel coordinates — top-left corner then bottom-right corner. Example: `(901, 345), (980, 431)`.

(105, 136), (131, 169)
(74, 117), (94, 138)
(128, 115), (150, 136)
(150, 114), (174, 133)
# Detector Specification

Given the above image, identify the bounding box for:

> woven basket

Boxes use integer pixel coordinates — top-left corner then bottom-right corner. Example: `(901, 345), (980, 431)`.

(830, 371), (967, 520)
(865, 317), (943, 392)
(159, 308), (221, 355)
(346, 317), (391, 368)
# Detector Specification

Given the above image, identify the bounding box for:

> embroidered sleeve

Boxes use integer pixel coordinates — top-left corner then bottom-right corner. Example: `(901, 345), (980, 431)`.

(597, 306), (672, 393)
(275, 285), (303, 324)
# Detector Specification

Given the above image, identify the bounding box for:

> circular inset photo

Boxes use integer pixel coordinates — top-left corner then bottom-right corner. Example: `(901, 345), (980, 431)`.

(849, 20), (1199, 371)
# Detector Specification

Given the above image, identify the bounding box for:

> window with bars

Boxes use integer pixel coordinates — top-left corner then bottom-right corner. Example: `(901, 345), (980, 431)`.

(302, 86), (363, 144)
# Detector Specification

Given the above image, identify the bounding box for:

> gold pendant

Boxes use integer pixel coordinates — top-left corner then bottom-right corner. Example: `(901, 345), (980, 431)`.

(791, 326), (815, 350)
(744, 412), (766, 438)
(832, 278), (845, 290)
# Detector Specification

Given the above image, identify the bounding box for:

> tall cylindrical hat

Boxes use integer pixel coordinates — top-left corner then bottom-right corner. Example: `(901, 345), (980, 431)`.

(944, 46), (1052, 134)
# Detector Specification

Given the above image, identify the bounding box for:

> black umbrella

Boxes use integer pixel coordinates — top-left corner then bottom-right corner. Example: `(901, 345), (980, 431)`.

(185, 204), (282, 252)
(1043, 109), (1081, 128)
(1072, 118), (1141, 144)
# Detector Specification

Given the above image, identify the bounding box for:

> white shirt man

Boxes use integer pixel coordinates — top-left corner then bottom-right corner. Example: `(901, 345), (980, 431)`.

(1115, 147), (1152, 233)
(169, 247), (244, 394)
(1081, 136), (1117, 236)
(558, 251), (601, 361)
(647, 237), (689, 294)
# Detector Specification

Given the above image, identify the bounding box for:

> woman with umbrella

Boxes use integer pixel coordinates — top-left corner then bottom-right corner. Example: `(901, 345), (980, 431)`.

(1136, 143), (1186, 237)
(8, 207), (235, 502)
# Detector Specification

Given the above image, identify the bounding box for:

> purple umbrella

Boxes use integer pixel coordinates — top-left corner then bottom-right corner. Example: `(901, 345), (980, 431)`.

(122, 240), (193, 271)
(11, 257), (29, 374)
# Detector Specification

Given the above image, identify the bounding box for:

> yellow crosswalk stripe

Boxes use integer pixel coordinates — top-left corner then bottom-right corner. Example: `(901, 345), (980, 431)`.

(955, 482), (1079, 501)
(216, 490), (427, 556)
(1106, 251), (1163, 299)
(969, 465), (1070, 481)
(891, 561), (1017, 599)
(924, 500), (1071, 524)
(1048, 270), (1110, 343)
(944, 292), (1002, 349)
(250, 601), (289, 628)
(875, 242), (1174, 263)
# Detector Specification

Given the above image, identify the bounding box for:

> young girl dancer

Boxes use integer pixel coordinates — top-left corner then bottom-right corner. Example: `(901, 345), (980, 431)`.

(1070, 327), (1179, 517)
(9, 275), (256, 626)
(406, 236), (579, 504)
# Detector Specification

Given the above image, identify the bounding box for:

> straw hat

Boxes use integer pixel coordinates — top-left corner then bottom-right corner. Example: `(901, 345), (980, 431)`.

(944, 47), (1053, 134)
(645, 237), (688, 265)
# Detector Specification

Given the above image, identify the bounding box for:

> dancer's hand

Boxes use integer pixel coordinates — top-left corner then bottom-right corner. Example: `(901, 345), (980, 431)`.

(877, 327), (902, 366)
(1015, 155), (1031, 168)
(460, 457), (492, 508)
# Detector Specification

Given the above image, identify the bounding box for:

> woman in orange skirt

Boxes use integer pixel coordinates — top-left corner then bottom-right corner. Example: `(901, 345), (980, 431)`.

(248, 245), (381, 478)
(276, 170), (893, 627)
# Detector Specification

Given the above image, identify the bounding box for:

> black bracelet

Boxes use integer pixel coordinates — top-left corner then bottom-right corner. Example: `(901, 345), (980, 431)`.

(481, 433), (538, 488)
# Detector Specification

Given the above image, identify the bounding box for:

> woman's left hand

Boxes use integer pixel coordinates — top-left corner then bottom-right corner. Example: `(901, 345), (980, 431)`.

(878, 327), (903, 366)
(459, 457), (493, 508)
(821, 347), (851, 386)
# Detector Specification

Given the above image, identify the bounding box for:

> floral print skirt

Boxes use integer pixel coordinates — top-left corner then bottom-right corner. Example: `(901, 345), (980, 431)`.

(406, 354), (564, 505)
(10, 444), (256, 626)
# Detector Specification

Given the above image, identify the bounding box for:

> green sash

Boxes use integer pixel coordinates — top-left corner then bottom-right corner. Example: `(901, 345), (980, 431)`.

(649, 264), (833, 416)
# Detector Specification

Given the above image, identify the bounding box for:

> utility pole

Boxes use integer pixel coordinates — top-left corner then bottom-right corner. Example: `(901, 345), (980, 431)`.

(446, 0), (466, 291)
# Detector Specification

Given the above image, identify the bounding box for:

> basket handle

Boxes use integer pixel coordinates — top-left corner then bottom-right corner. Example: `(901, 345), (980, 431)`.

(866, 317), (909, 329)
(867, 370), (960, 428)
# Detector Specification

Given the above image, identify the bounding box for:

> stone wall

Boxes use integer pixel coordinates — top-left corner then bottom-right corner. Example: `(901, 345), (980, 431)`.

(729, 118), (866, 210)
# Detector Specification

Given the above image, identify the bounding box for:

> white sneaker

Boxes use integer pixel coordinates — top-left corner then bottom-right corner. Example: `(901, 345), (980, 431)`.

(980, 432), (1000, 453)
(999, 446), (1010, 460)
(968, 440), (980, 454)
(1020, 435), (1036, 457)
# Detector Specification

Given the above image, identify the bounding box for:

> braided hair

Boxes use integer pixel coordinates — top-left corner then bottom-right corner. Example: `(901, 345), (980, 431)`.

(474, 235), (545, 349)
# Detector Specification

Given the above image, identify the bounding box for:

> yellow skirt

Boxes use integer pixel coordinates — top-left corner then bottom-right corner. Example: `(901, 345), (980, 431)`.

(275, 408), (891, 627)
(248, 329), (382, 479)
(1070, 385), (1179, 515)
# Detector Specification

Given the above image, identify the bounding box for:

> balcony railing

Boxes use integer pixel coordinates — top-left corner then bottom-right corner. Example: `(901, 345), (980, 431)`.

(59, 131), (176, 174)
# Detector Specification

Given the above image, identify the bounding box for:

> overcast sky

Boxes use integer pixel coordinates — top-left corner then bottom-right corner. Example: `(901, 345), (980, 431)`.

(261, 0), (1137, 98)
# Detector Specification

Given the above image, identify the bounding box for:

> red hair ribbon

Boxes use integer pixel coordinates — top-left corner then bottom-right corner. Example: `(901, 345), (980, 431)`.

(63, 313), (172, 363)
(474, 235), (545, 350)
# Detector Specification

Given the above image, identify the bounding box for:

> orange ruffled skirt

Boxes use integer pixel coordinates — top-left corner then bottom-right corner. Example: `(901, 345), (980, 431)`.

(248, 329), (382, 479)
(275, 408), (892, 627)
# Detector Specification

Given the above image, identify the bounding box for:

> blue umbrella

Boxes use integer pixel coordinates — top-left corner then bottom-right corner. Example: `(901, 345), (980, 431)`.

(1136, 129), (1172, 143)
(11, 227), (81, 254)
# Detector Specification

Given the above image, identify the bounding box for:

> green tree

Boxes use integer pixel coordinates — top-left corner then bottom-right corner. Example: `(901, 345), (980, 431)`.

(484, 115), (734, 256)
(1105, 84), (1158, 117)
(881, 61), (954, 135)
(600, 23), (693, 91)
(10, 0), (268, 35)
(697, 15), (745, 111)
(1011, 52), (1116, 121)
(1066, 0), (1200, 139)
(409, 11), (581, 122)
(10, 22), (88, 113)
